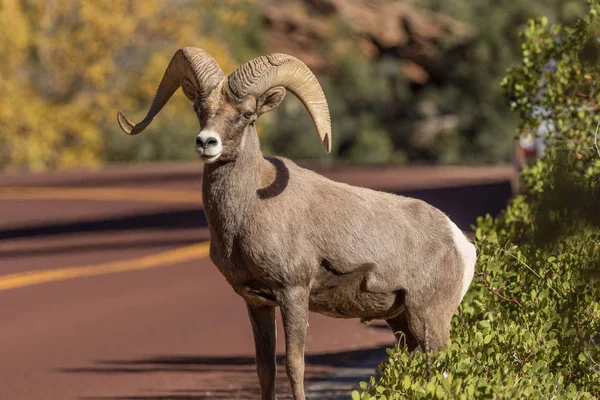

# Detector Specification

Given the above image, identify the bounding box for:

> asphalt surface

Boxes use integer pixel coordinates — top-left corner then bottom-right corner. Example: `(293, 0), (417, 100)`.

(0, 161), (514, 400)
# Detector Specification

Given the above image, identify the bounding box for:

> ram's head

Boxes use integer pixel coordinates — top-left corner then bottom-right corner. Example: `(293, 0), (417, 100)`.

(117, 48), (331, 163)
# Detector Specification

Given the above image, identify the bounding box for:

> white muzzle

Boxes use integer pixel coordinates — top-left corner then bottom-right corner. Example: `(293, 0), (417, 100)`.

(195, 130), (222, 162)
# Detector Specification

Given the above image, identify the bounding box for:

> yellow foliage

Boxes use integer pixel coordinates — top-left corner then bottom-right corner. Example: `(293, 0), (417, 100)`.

(0, 0), (29, 73)
(0, 0), (252, 170)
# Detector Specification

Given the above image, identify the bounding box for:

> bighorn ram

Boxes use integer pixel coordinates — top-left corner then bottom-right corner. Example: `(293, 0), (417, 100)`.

(117, 47), (476, 400)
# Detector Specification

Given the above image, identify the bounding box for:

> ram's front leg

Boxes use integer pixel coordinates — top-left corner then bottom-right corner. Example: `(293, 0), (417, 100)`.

(280, 286), (310, 400)
(247, 304), (277, 400)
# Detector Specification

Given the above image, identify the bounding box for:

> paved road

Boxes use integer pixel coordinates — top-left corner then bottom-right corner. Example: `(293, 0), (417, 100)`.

(0, 162), (513, 400)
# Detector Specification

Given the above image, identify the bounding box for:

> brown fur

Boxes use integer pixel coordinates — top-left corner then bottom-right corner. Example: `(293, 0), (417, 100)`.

(193, 80), (471, 399)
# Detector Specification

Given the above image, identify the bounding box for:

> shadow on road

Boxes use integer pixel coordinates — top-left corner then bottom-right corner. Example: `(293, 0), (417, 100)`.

(0, 208), (208, 242)
(0, 181), (512, 243)
(62, 345), (390, 400)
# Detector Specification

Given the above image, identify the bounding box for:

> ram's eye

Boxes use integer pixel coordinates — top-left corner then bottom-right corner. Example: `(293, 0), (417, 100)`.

(243, 111), (253, 119)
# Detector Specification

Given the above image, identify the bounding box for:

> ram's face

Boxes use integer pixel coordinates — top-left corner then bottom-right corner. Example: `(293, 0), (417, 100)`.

(193, 83), (257, 164)
(193, 81), (286, 164)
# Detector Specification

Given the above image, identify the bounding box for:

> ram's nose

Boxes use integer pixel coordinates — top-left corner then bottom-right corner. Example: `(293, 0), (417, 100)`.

(196, 135), (219, 149)
(195, 130), (222, 157)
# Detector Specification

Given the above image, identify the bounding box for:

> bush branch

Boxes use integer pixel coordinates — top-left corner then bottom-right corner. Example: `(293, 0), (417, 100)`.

(477, 271), (525, 311)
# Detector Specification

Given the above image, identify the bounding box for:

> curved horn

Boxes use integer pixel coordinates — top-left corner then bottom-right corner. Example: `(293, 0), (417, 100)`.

(228, 54), (332, 153)
(117, 47), (225, 135)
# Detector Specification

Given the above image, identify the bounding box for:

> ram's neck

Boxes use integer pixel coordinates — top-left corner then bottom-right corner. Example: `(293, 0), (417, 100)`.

(201, 127), (267, 252)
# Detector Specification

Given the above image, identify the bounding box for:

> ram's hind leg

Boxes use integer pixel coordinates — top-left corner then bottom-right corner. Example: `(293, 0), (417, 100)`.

(387, 303), (455, 352)
(387, 304), (455, 382)
(386, 311), (419, 351)
(404, 304), (455, 352)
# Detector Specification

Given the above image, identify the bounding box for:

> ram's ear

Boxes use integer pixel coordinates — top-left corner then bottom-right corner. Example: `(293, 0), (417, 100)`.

(256, 86), (286, 117)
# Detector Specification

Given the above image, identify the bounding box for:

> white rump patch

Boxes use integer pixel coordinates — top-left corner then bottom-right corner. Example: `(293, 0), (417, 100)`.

(446, 216), (476, 301)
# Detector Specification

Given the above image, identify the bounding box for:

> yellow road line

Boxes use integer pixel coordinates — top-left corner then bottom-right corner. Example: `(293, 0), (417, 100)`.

(0, 187), (202, 204)
(0, 242), (210, 292)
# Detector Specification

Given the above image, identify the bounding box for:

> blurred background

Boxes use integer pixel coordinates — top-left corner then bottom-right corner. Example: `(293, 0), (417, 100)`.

(0, 0), (588, 171)
(1, 1), (596, 399)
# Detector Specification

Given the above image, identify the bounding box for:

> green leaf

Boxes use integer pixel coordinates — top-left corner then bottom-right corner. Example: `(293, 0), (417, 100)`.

(436, 385), (446, 398)
(478, 320), (491, 329)
(403, 375), (411, 390)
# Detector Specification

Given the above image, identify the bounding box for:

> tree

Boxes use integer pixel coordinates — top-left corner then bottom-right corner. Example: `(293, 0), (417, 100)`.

(0, 0), (250, 170)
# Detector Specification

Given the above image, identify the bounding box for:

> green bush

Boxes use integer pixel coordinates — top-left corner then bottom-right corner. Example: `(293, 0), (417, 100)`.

(353, 2), (600, 398)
